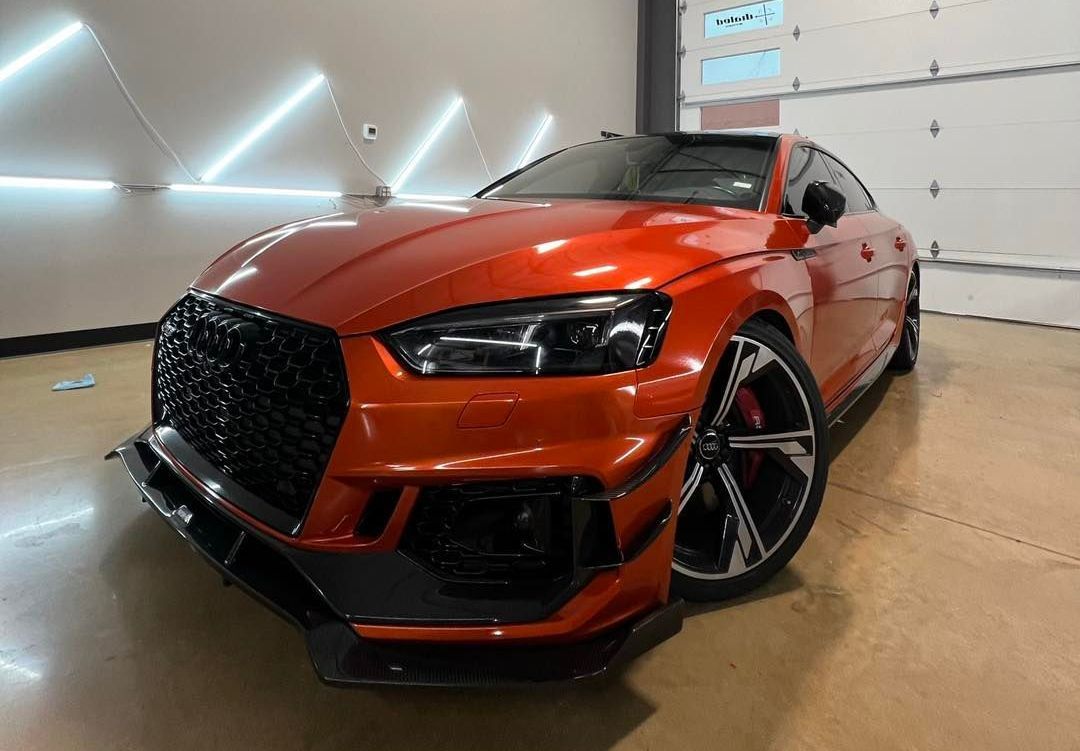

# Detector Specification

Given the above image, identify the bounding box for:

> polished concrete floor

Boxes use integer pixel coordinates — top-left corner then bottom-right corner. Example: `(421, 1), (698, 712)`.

(1, 313), (1078, 750)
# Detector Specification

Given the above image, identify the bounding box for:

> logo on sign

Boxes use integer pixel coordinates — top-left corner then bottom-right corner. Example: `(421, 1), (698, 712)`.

(705, 1), (784, 39)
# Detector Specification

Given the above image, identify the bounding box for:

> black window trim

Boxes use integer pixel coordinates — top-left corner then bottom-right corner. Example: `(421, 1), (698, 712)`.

(780, 142), (878, 219)
(819, 149), (877, 214)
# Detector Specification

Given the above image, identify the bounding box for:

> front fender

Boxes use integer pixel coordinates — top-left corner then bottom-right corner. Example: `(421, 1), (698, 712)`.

(634, 252), (812, 418)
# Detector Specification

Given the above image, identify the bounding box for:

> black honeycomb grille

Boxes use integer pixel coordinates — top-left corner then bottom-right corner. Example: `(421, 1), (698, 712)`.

(153, 293), (349, 528)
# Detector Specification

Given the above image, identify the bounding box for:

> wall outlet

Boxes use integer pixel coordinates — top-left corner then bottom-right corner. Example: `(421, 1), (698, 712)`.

(362, 123), (377, 141)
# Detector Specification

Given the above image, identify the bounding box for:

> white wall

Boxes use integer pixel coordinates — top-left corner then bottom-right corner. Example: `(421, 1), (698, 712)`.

(679, 0), (1080, 328)
(0, 1), (639, 339)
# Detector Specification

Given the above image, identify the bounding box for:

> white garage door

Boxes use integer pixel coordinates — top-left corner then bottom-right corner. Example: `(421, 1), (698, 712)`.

(678, 0), (1080, 328)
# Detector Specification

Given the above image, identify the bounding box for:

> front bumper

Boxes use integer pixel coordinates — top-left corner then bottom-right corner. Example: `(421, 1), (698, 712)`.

(108, 424), (687, 686)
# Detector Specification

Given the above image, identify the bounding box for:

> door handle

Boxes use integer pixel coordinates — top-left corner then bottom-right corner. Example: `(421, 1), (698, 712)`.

(894, 236), (907, 251)
(860, 243), (875, 262)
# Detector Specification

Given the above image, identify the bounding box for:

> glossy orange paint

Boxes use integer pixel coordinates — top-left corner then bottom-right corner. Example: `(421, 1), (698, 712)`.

(182, 134), (914, 645)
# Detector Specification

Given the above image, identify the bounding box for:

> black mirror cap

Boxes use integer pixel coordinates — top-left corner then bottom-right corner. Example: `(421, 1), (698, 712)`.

(802, 181), (846, 233)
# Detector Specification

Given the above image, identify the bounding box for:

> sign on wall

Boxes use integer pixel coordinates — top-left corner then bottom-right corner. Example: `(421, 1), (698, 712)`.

(704, 1), (784, 38)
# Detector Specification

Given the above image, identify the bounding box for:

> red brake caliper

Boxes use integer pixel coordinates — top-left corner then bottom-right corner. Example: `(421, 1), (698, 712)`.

(733, 386), (765, 487)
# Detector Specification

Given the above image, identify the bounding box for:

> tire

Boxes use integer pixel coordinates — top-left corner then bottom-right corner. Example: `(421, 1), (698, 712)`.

(671, 319), (829, 602)
(888, 268), (920, 372)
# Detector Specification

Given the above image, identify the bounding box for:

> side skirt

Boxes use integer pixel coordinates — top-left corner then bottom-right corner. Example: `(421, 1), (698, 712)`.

(825, 344), (896, 426)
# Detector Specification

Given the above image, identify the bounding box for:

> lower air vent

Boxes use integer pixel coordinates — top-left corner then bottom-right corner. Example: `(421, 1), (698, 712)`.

(354, 489), (402, 540)
(401, 478), (577, 585)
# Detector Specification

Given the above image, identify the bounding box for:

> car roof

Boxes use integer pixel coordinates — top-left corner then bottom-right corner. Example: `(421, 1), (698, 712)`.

(617, 130), (787, 140)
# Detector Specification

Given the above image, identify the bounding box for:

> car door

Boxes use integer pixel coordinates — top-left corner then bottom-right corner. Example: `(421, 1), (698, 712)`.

(783, 146), (880, 403)
(820, 152), (901, 352)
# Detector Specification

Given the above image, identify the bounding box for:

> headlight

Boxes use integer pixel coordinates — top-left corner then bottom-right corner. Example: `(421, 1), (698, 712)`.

(384, 292), (672, 375)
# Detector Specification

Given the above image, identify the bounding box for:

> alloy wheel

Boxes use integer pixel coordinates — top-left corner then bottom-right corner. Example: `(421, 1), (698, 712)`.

(674, 333), (819, 580)
(904, 270), (920, 362)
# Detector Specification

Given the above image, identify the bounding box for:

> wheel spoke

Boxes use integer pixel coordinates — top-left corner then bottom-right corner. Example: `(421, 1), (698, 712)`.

(727, 428), (813, 445)
(711, 339), (746, 426)
(906, 315), (919, 343)
(717, 464), (766, 565)
(710, 337), (778, 426)
(678, 461), (705, 513)
(729, 432), (815, 481)
(717, 511), (746, 575)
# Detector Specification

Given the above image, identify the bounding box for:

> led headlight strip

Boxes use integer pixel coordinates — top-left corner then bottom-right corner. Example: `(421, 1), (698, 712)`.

(385, 292), (673, 376)
(0, 20), (559, 199)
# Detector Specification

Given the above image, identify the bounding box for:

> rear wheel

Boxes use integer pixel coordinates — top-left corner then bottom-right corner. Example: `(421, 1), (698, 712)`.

(888, 268), (920, 372)
(671, 320), (828, 602)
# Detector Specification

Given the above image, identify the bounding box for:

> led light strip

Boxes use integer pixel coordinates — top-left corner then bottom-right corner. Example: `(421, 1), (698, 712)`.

(0, 176), (346, 198)
(391, 97), (464, 193)
(516, 113), (553, 169)
(0, 21), (560, 199)
(169, 183), (341, 198)
(0, 20), (83, 84)
(200, 73), (327, 182)
(0, 175), (115, 190)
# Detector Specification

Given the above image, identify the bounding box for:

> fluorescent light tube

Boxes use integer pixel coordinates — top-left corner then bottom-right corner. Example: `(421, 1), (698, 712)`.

(200, 73), (327, 182)
(0, 175), (114, 190)
(169, 183), (340, 198)
(391, 97), (464, 193)
(0, 21), (84, 85)
(516, 114), (553, 169)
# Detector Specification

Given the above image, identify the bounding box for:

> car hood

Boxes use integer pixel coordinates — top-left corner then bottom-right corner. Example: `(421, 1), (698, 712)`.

(193, 197), (778, 335)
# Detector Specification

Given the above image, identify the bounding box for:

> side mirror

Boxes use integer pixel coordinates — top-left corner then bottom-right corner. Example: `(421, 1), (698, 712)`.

(802, 181), (846, 233)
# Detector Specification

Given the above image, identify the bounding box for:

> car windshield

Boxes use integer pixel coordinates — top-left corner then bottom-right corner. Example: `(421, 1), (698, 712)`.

(480, 134), (776, 210)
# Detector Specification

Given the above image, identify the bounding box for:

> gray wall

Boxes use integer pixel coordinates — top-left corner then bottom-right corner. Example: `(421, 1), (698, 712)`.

(0, 1), (639, 339)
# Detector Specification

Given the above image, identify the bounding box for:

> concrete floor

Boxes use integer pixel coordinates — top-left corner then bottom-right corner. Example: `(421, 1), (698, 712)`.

(1, 312), (1078, 750)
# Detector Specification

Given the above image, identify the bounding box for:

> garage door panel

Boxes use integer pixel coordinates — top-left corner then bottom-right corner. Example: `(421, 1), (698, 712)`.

(808, 126), (1078, 189)
(782, 71), (1080, 138)
(873, 189), (1078, 269)
(684, 0), (1079, 102)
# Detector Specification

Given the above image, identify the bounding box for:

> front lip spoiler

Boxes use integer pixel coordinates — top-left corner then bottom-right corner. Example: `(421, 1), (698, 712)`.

(305, 599), (684, 687)
(106, 426), (685, 686)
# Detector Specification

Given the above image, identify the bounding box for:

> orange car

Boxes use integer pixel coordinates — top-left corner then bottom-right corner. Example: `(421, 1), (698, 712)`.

(109, 132), (919, 685)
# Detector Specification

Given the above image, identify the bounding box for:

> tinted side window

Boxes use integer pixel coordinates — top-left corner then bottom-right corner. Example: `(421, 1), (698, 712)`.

(823, 154), (873, 213)
(782, 148), (835, 216)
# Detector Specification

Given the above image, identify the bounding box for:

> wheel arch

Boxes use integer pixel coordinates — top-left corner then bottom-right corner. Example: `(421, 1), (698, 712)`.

(636, 257), (810, 419)
(746, 308), (795, 343)
(692, 289), (803, 408)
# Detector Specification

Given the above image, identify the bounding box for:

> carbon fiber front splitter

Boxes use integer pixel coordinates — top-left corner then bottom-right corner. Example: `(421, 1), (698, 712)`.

(107, 427), (684, 686)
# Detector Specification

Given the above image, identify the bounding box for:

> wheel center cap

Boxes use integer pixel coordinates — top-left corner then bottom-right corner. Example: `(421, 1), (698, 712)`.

(697, 429), (724, 463)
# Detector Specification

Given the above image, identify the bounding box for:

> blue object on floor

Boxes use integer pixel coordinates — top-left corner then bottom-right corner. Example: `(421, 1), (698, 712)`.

(52, 373), (96, 391)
